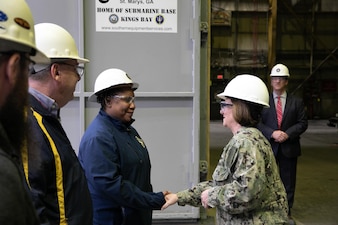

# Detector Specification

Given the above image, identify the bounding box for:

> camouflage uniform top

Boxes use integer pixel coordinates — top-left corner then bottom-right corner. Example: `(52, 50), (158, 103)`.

(177, 127), (288, 225)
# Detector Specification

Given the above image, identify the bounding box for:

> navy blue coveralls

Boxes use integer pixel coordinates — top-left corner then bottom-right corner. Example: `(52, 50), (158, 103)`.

(78, 109), (165, 225)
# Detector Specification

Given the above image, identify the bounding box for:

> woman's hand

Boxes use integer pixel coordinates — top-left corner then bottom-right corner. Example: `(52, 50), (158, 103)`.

(201, 189), (209, 209)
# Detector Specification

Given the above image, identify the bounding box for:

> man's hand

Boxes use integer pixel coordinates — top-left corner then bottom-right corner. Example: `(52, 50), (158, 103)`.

(272, 130), (289, 143)
(161, 193), (178, 210)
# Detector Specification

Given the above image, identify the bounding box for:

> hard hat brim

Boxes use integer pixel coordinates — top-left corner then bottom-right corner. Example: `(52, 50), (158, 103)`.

(33, 49), (50, 64)
(88, 93), (98, 102)
(216, 74), (270, 108)
(49, 56), (89, 64)
(270, 74), (289, 77)
(88, 83), (139, 103)
(0, 39), (50, 64)
(217, 92), (270, 108)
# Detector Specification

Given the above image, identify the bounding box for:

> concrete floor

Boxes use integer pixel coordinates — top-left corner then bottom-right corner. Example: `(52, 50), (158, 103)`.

(154, 120), (338, 225)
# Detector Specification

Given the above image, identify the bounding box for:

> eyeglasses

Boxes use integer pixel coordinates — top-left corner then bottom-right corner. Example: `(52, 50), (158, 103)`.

(220, 102), (233, 110)
(271, 77), (287, 81)
(113, 95), (135, 104)
(58, 62), (85, 78)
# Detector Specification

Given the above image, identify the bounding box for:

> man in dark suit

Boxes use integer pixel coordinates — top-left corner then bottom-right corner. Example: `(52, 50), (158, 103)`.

(258, 64), (308, 223)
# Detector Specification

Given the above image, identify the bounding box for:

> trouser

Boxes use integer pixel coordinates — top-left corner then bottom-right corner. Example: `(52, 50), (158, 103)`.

(276, 150), (298, 215)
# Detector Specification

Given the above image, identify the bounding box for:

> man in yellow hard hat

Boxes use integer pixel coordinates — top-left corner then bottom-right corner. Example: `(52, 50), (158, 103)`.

(27, 23), (92, 225)
(0, 0), (49, 224)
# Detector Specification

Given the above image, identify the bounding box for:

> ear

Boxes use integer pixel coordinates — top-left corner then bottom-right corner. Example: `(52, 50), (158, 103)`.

(104, 96), (113, 107)
(6, 53), (21, 87)
(50, 63), (61, 80)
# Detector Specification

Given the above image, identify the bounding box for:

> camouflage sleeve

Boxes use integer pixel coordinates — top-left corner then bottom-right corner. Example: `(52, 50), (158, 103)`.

(176, 180), (213, 207)
(208, 137), (268, 214)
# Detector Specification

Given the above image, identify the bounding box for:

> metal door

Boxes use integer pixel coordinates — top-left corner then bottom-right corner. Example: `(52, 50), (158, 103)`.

(27, 0), (201, 220)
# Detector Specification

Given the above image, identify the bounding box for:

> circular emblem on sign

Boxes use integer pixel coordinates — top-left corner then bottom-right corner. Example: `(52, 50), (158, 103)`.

(155, 15), (164, 24)
(99, 0), (109, 3)
(109, 14), (119, 24)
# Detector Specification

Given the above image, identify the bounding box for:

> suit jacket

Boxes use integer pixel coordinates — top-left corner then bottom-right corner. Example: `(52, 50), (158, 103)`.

(258, 93), (308, 158)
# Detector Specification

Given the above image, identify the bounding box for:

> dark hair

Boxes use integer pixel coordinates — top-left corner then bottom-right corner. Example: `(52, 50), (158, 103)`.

(97, 85), (133, 109)
(231, 98), (263, 127)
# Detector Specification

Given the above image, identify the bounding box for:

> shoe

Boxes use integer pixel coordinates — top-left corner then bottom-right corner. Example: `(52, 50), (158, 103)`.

(288, 216), (296, 225)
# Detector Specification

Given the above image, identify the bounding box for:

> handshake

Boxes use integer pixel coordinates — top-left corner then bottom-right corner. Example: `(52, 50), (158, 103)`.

(161, 191), (177, 210)
(161, 189), (211, 210)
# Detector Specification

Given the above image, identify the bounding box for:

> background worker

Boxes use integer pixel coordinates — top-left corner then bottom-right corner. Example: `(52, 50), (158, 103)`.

(258, 63), (308, 222)
(78, 68), (167, 225)
(162, 75), (288, 224)
(27, 23), (92, 225)
(0, 0), (49, 224)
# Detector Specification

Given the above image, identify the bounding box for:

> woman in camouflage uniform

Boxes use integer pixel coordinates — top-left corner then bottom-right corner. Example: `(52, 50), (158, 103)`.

(162, 75), (289, 225)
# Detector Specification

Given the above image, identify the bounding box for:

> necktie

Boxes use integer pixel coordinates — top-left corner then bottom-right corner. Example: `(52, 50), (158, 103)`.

(277, 95), (283, 129)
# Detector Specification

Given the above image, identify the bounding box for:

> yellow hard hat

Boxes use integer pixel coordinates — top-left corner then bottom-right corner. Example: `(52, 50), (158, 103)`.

(32, 23), (89, 64)
(0, 0), (49, 63)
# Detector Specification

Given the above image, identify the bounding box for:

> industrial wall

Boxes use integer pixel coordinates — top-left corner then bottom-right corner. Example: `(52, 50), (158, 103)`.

(209, 0), (338, 120)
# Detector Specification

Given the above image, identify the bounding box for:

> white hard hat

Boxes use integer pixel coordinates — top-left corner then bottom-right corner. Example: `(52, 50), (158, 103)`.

(0, 0), (49, 63)
(31, 23), (89, 64)
(217, 74), (270, 107)
(89, 68), (139, 102)
(270, 63), (290, 77)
